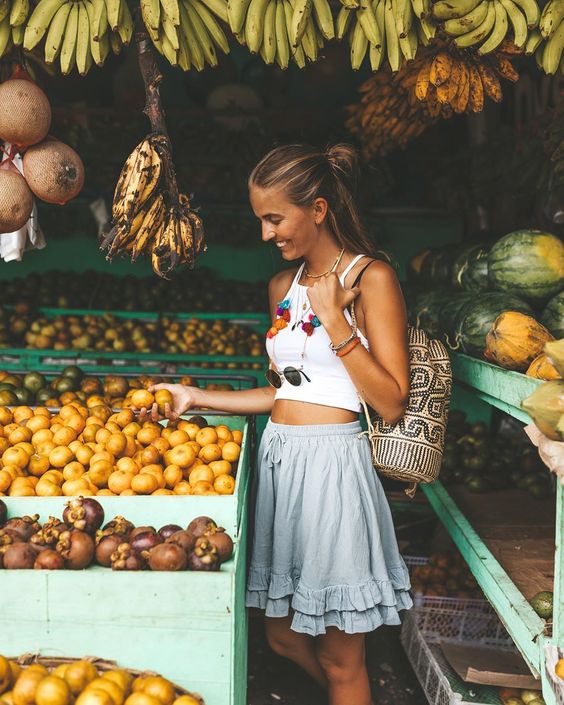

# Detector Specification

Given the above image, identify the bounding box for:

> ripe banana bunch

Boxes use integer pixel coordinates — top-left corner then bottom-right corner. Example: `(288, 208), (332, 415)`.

(23, 0), (133, 73)
(228, 0), (329, 67)
(141, 0), (230, 70)
(412, 45), (518, 115)
(338, 0), (435, 73)
(536, 0), (564, 75)
(345, 69), (435, 158)
(103, 134), (206, 277)
(432, 0), (540, 53)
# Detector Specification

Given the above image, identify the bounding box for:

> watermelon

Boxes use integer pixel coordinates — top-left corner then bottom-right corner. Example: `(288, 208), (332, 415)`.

(451, 244), (488, 289)
(420, 247), (457, 287)
(460, 250), (489, 293)
(455, 292), (534, 358)
(541, 291), (564, 339)
(409, 289), (449, 339)
(488, 230), (564, 305)
(438, 292), (474, 349)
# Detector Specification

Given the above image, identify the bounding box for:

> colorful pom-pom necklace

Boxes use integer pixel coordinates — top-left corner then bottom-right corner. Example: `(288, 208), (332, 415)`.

(266, 299), (291, 339)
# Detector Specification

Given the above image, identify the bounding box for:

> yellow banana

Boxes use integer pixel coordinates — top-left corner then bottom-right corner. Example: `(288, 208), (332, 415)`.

(105, 0), (121, 30)
(89, 0), (107, 38)
(177, 30), (191, 68)
(132, 195), (166, 260)
(454, 0), (496, 47)
(109, 28), (122, 52)
(524, 26), (542, 52)
(274, 0), (289, 67)
(179, 1), (205, 69)
(244, 0), (270, 51)
(350, 16), (367, 68)
(0, 13), (11, 55)
(300, 13), (317, 59)
(113, 139), (153, 222)
(60, 1), (78, 73)
(198, 0), (228, 21)
(432, 0), (481, 20)
(336, 5), (352, 39)
(415, 59), (431, 99)
(357, 0), (380, 44)
(393, 0), (411, 37)
(498, 0), (527, 46)
(24, 0), (67, 49)
(192, 0), (230, 52)
(161, 7), (179, 48)
(384, 0), (400, 70)
(10, 0), (29, 28)
(116, 0), (133, 43)
(542, 17), (564, 74)
(443, 0), (488, 35)
(540, 0), (564, 38)
(227, 0), (250, 34)
(398, 21), (416, 59)
(76, 1), (91, 74)
(468, 63), (484, 112)
(160, 0), (180, 25)
(0, 0), (8, 22)
(478, 0), (508, 53)
(11, 21), (24, 43)
(289, 0), (311, 46)
(429, 51), (452, 85)
(375, 0), (385, 47)
(140, 0), (160, 40)
(511, 0), (539, 28)
(185, 0), (217, 64)
(369, 38), (383, 68)
(44, 1), (71, 61)
(311, 0), (333, 39)
(262, 0), (276, 61)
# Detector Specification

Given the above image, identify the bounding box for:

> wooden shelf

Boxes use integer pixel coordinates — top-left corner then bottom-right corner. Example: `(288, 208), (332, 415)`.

(451, 354), (542, 425)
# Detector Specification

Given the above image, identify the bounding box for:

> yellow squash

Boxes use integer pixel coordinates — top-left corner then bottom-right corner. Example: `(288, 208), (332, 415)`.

(485, 311), (554, 371)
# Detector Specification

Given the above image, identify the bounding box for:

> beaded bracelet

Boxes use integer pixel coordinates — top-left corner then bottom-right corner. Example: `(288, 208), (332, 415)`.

(336, 336), (361, 358)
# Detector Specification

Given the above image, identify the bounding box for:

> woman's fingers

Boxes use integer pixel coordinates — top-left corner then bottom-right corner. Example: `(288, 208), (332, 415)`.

(165, 402), (179, 422)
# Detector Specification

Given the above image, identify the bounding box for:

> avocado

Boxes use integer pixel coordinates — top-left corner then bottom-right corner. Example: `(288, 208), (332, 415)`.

(530, 591), (553, 619)
(14, 387), (33, 404)
(23, 371), (46, 393)
(62, 365), (84, 381)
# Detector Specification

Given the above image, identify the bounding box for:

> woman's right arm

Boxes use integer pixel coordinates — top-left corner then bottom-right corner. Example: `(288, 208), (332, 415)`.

(140, 269), (296, 421)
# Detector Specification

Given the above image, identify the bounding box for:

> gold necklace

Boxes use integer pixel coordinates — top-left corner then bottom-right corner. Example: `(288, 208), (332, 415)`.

(304, 249), (345, 279)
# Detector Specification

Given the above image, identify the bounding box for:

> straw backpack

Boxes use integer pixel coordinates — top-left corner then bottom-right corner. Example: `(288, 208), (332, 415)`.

(350, 264), (452, 498)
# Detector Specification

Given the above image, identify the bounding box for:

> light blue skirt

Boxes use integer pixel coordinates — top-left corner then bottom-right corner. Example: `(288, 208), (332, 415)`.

(246, 420), (413, 636)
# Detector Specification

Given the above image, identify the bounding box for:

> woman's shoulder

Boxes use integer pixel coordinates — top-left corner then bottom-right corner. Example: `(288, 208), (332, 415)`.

(268, 267), (299, 297)
(348, 255), (398, 289)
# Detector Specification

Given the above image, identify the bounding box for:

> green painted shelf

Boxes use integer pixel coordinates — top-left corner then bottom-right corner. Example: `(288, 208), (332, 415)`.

(419, 354), (562, 705)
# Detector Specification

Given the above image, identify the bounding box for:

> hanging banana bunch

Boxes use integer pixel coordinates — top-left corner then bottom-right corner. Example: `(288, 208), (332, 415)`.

(140, 0), (229, 70)
(432, 0), (540, 54)
(226, 0), (331, 68)
(535, 0), (564, 75)
(411, 43), (519, 115)
(102, 134), (206, 277)
(337, 0), (436, 72)
(22, 0), (133, 74)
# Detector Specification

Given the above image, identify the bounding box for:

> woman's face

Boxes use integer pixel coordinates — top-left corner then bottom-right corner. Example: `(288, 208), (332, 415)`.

(249, 185), (324, 261)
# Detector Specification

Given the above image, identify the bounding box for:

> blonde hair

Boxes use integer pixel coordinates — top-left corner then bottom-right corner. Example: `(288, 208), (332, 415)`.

(249, 143), (380, 257)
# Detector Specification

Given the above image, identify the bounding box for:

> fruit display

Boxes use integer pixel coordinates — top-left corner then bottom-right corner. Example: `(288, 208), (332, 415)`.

(484, 312), (554, 372)
(0, 656), (205, 705)
(1, 270), (267, 313)
(101, 135), (205, 278)
(0, 368), (241, 408)
(0, 308), (264, 358)
(440, 409), (553, 498)
(0, 497), (234, 570)
(0, 405), (242, 496)
(408, 551), (481, 598)
(498, 688), (546, 705)
(0, 76), (84, 235)
(522, 378), (564, 441)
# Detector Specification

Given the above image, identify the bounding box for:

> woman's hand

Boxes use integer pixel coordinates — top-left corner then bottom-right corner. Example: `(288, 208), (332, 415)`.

(525, 424), (564, 483)
(307, 272), (360, 325)
(135, 383), (202, 423)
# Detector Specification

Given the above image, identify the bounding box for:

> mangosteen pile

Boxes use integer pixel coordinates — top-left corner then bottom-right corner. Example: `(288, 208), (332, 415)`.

(0, 498), (233, 571)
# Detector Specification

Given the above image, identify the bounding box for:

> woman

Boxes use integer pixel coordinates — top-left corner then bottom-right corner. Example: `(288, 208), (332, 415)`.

(141, 144), (412, 705)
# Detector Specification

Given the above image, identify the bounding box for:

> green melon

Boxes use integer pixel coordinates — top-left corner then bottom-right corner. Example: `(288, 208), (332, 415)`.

(451, 244), (488, 289)
(409, 289), (449, 339)
(541, 291), (564, 338)
(488, 230), (564, 305)
(420, 249), (453, 287)
(438, 292), (474, 349)
(460, 250), (489, 293)
(455, 292), (533, 357)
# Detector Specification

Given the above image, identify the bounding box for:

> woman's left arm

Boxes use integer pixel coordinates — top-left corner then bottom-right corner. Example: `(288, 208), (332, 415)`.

(309, 261), (410, 425)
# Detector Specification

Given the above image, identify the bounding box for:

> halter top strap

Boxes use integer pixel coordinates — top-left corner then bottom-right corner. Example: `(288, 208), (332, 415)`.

(339, 254), (366, 286)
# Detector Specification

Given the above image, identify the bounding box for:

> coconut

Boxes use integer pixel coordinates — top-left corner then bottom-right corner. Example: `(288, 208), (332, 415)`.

(0, 167), (33, 233)
(23, 139), (84, 205)
(0, 79), (51, 147)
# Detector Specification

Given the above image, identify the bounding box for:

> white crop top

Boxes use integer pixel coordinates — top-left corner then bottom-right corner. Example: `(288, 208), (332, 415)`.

(265, 255), (370, 413)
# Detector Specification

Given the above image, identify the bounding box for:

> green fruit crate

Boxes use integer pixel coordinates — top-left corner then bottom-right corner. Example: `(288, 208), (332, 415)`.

(0, 491), (250, 705)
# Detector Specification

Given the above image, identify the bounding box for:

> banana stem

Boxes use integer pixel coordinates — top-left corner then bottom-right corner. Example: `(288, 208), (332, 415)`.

(134, 9), (180, 206)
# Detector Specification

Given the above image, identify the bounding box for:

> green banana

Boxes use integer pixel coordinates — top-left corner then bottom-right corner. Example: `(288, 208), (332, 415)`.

(410, 0), (425, 19)
(393, 0), (411, 37)
(76, 1), (91, 74)
(336, 4), (352, 39)
(499, 0), (527, 47)
(419, 14), (435, 39)
(443, 0), (488, 35)
(9, 0), (29, 28)
(262, 0), (276, 61)
(510, 0), (539, 28)
(283, 0), (304, 64)
(358, 0), (380, 44)
(86, 0), (109, 64)
(185, 0), (217, 64)
(109, 29), (122, 53)
(478, 0), (508, 53)
(161, 6), (179, 48)
(274, 0), (289, 66)
(0, 13), (11, 55)
(117, 0), (133, 43)
(177, 28), (191, 68)
(398, 20), (416, 58)
(160, 0), (180, 26)
(0, 0), (9, 23)
(140, 0), (160, 40)
(192, 0), (229, 52)
(60, 1), (78, 74)
(105, 0), (121, 30)
(432, 0), (481, 20)
(11, 21), (24, 42)
(159, 28), (179, 63)
(24, 0), (67, 50)
(369, 37), (383, 68)
(289, 0), (311, 46)
(244, 0), (271, 51)
(44, 0), (71, 61)
(540, 0), (564, 39)
(340, 0), (359, 9)
(90, 0), (108, 40)
(375, 0), (385, 47)
(350, 15), (367, 68)
(198, 0), (228, 22)
(524, 25), (542, 52)
(311, 0), (333, 39)
(179, 1), (205, 68)
(454, 0), (495, 47)
(301, 14), (318, 59)
(227, 0), (250, 34)
(384, 0), (400, 70)
(542, 17), (564, 73)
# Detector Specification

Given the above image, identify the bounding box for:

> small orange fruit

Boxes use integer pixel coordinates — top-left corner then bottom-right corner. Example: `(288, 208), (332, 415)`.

(215, 425), (234, 442)
(177, 422), (200, 440)
(75, 692), (113, 705)
(108, 470), (134, 494)
(115, 410), (135, 428)
(154, 389), (173, 414)
(130, 390), (155, 409)
(63, 461), (86, 482)
(173, 480), (192, 495)
(232, 430), (243, 445)
(167, 430), (190, 447)
(8, 427), (32, 445)
(64, 661), (98, 695)
(163, 464), (183, 489)
(89, 460), (113, 488)
(62, 478), (91, 496)
(222, 441), (241, 463)
(102, 672), (133, 693)
(208, 460), (232, 478)
(0, 470), (12, 493)
(12, 669), (44, 705)
(139, 677), (175, 705)
(85, 679), (124, 705)
(191, 480), (213, 495)
(28, 454), (50, 477)
(195, 427), (218, 446)
(214, 474), (236, 495)
(188, 465), (214, 486)
(2, 446), (29, 469)
(131, 473), (159, 495)
(76, 445), (94, 465)
(42, 470), (64, 485)
(106, 433), (127, 457)
(49, 446), (74, 468)
(198, 443), (222, 463)
(26, 415), (51, 433)
(165, 444), (196, 469)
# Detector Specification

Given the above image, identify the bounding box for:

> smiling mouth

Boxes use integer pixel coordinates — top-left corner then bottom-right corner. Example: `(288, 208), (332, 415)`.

(275, 241), (288, 248)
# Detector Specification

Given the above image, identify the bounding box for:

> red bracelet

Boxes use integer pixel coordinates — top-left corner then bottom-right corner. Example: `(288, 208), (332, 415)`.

(336, 336), (361, 357)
